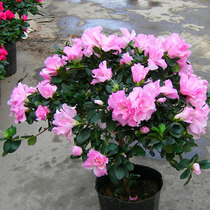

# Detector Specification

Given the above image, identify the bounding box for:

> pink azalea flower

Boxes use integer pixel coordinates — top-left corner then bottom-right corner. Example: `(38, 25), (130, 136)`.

(131, 63), (150, 83)
(157, 97), (166, 103)
(72, 146), (83, 156)
(0, 2), (4, 11)
(120, 52), (133, 65)
(108, 90), (135, 126)
(5, 10), (15, 19)
(35, 105), (50, 121)
(52, 103), (77, 141)
(128, 86), (157, 122)
(133, 34), (154, 52)
(180, 73), (208, 108)
(187, 104), (209, 139)
(108, 84), (157, 127)
(22, 14), (28, 21)
(140, 126), (150, 133)
(7, 83), (36, 124)
(174, 106), (194, 123)
(17, 0), (22, 2)
(38, 0), (44, 2)
(81, 26), (103, 57)
(82, 149), (108, 177)
(100, 34), (124, 53)
(192, 163), (201, 175)
(146, 44), (167, 70)
(0, 11), (6, 21)
(0, 45), (8, 61)
(160, 79), (179, 99)
(40, 54), (66, 80)
(120, 28), (136, 46)
(163, 33), (191, 65)
(143, 80), (160, 98)
(91, 61), (112, 84)
(37, 80), (57, 99)
(63, 44), (83, 61)
(179, 63), (194, 75)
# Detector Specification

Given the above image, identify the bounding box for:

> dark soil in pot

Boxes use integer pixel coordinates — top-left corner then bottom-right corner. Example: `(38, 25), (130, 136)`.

(96, 164), (163, 210)
(100, 178), (159, 201)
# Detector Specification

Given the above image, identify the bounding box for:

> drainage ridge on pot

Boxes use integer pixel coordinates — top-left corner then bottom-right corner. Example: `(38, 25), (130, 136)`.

(95, 164), (163, 210)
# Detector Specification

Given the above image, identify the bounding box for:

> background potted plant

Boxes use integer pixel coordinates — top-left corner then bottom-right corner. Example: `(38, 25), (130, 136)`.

(0, 26), (209, 210)
(0, 0), (44, 78)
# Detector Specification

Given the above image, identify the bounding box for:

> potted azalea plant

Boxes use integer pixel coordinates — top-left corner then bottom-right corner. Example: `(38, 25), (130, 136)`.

(0, 0), (44, 79)
(0, 27), (210, 210)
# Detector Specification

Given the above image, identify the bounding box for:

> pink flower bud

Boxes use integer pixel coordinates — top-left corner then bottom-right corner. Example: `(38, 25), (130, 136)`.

(192, 163), (201, 175)
(72, 146), (83, 156)
(157, 97), (166, 103)
(22, 14), (28, 21)
(94, 100), (103, 105)
(140, 126), (150, 133)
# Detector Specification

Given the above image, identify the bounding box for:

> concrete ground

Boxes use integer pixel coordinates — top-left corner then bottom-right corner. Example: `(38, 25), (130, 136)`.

(0, 0), (210, 209)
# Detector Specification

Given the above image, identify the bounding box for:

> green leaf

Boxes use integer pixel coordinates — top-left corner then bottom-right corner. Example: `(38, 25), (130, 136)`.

(28, 136), (37, 146)
(198, 159), (208, 165)
(115, 166), (125, 180)
(184, 173), (192, 186)
(172, 63), (180, 73)
(2, 152), (8, 157)
(108, 166), (120, 185)
(90, 112), (102, 124)
(159, 124), (166, 135)
(163, 145), (173, 153)
(155, 143), (162, 152)
(150, 139), (160, 146)
(134, 146), (146, 156)
(87, 110), (96, 121)
(162, 138), (175, 145)
(200, 162), (210, 169)
(168, 123), (184, 138)
(180, 168), (191, 179)
(76, 128), (91, 145)
(93, 46), (101, 55)
(3, 140), (12, 153)
(106, 120), (117, 132)
(179, 159), (190, 167)
(50, 76), (63, 84)
(126, 162), (134, 171)
(9, 141), (21, 153)
(3, 126), (16, 139)
(149, 151), (155, 157)
(108, 143), (119, 156)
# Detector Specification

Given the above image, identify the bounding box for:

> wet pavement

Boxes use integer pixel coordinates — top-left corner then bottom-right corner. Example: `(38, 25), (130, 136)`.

(0, 0), (209, 210)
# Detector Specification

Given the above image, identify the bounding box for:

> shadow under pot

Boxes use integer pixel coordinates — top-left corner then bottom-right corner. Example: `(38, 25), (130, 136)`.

(95, 164), (163, 210)
(5, 42), (17, 77)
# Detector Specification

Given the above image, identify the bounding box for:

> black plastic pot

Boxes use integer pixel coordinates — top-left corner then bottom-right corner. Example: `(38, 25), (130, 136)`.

(95, 164), (163, 210)
(5, 42), (17, 77)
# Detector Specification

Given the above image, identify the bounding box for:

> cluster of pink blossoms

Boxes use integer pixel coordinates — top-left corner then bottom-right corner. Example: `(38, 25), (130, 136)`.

(0, 45), (7, 61)
(0, 2), (15, 21)
(107, 79), (179, 127)
(7, 83), (36, 123)
(175, 72), (209, 139)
